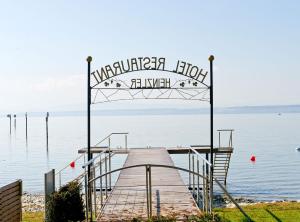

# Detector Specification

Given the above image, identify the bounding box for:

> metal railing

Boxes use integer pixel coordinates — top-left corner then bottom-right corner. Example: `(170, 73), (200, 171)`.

(55, 153), (85, 188)
(95, 132), (128, 150)
(217, 129), (234, 148)
(87, 164), (252, 222)
(55, 132), (128, 190)
(188, 147), (212, 212)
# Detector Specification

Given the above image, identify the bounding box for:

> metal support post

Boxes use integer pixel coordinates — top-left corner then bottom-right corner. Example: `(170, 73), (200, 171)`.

(100, 156), (103, 206)
(84, 168), (89, 221)
(188, 150), (191, 188)
(93, 166), (97, 218)
(108, 137), (111, 190)
(192, 155), (195, 195)
(202, 162), (205, 212)
(209, 55), (214, 213)
(86, 56), (93, 222)
(146, 166), (149, 219)
(197, 159), (200, 206)
(105, 152), (108, 197)
(149, 166), (152, 218)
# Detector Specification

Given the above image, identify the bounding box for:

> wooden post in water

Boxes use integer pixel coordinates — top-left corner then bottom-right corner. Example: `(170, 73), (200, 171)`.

(7, 114), (11, 134)
(14, 114), (16, 131)
(25, 112), (28, 142)
(46, 112), (49, 149)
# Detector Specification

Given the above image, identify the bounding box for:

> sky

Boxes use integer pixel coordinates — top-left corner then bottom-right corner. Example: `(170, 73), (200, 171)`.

(0, 0), (300, 113)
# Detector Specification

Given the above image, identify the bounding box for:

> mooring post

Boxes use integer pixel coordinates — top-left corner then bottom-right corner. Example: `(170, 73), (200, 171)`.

(7, 114), (11, 134)
(46, 112), (49, 149)
(25, 112), (28, 142)
(209, 55), (214, 213)
(14, 114), (16, 131)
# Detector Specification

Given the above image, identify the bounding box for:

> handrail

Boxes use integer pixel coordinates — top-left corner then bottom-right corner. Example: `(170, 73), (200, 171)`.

(89, 163), (252, 222)
(95, 132), (129, 146)
(82, 150), (105, 168)
(214, 178), (252, 221)
(89, 163), (207, 183)
(189, 147), (211, 166)
(56, 153), (85, 175)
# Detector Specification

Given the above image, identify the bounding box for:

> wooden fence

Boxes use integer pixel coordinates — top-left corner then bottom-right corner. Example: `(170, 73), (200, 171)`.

(0, 180), (22, 222)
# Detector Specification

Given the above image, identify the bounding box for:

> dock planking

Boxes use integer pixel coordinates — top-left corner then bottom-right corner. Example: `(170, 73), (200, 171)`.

(78, 146), (233, 155)
(97, 148), (200, 221)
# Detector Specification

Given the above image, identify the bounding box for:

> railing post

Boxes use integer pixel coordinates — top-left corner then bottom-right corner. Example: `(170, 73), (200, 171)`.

(202, 161), (206, 212)
(125, 134), (128, 150)
(93, 166), (97, 218)
(219, 131), (221, 148)
(230, 131), (233, 147)
(156, 190), (160, 217)
(197, 159), (200, 207)
(149, 165), (152, 218)
(100, 155), (103, 207)
(108, 137), (111, 190)
(84, 168), (89, 221)
(188, 150), (191, 189)
(145, 165), (149, 219)
(105, 152), (108, 197)
(145, 164), (152, 219)
(59, 172), (61, 188)
(192, 155), (195, 195)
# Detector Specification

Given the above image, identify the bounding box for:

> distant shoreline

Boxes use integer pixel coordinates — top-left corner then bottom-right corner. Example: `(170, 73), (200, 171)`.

(2, 104), (300, 117)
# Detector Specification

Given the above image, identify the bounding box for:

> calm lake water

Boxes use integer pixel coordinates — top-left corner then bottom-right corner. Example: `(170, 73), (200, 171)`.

(1, 113), (300, 201)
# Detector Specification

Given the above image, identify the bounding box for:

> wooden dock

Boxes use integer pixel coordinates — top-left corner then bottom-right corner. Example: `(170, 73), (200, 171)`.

(78, 146), (233, 155)
(97, 148), (200, 221)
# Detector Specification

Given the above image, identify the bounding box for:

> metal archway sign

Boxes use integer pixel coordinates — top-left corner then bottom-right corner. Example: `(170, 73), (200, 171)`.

(85, 55), (215, 211)
(90, 57), (211, 104)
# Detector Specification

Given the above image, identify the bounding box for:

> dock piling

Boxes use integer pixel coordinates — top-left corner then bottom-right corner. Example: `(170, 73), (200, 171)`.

(7, 114), (11, 134)
(46, 112), (49, 149)
(14, 114), (16, 131)
(25, 112), (28, 142)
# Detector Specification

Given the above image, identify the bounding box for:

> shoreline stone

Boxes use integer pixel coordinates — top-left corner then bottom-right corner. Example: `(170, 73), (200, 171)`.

(22, 194), (45, 212)
(21, 193), (300, 212)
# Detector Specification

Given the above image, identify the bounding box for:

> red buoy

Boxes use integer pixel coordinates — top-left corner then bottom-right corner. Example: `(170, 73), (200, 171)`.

(70, 161), (75, 168)
(250, 155), (256, 162)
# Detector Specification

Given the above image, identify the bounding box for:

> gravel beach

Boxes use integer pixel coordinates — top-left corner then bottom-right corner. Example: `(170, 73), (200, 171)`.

(22, 193), (300, 212)
(22, 193), (45, 212)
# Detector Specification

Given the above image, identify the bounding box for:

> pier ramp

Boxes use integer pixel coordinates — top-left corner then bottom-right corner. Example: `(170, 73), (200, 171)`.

(97, 148), (200, 221)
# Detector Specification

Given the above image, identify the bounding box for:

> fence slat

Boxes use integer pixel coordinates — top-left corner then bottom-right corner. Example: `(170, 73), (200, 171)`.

(0, 180), (22, 222)
(0, 180), (20, 192)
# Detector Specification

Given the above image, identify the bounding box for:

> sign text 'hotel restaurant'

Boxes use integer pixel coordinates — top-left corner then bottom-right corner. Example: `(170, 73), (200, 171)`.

(91, 57), (208, 88)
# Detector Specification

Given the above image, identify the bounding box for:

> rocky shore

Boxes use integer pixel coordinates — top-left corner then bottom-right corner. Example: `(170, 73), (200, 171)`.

(213, 194), (300, 208)
(22, 193), (44, 212)
(22, 193), (300, 212)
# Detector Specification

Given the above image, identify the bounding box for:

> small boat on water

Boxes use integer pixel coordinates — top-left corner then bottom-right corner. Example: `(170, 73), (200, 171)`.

(296, 147), (300, 152)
